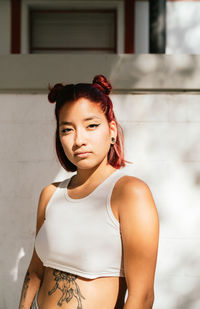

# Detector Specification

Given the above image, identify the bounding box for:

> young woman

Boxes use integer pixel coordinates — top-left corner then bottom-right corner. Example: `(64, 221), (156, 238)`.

(19, 75), (159, 309)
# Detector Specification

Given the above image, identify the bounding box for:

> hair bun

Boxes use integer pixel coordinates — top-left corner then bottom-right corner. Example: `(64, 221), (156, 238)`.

(48, 83), (64, 103)
(92, 74), (112, 95)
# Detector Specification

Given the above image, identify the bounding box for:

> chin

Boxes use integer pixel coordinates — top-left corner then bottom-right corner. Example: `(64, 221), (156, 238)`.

(75, 159), (103, 170)
(75, 163), (95, 170)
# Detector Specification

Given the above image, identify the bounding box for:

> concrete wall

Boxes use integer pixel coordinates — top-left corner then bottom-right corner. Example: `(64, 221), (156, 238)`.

(1, 54), (200, 308)
(1, 54), (200, 91)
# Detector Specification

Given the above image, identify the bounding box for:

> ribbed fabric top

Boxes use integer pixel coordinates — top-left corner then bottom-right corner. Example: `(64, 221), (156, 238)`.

(34, 169), (127, 279)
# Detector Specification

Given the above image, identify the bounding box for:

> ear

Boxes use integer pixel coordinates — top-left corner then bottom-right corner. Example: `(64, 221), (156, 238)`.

(109, 120), (117, 139)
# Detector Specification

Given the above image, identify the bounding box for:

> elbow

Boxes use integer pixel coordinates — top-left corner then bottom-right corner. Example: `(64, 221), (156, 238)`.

(126, 290), (154, 309)
(143, 290), (154, 308)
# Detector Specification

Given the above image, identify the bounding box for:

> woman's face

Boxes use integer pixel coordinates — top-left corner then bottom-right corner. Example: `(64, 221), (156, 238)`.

(58, 98), (117, 170)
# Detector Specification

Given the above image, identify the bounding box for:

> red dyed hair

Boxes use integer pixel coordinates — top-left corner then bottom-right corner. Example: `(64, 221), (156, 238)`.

(48, 74), (130, 172)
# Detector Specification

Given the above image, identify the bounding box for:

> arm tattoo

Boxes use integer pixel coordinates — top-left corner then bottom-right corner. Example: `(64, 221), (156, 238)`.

(19, 271), (30, 306)
(48, 269), (85, 308)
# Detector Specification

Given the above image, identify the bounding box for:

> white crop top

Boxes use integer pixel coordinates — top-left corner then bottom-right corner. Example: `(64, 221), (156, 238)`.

(34, 169), (127, 279)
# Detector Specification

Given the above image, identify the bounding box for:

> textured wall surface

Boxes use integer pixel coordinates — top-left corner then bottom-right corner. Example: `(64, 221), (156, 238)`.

(0, 92), (200, 308)
(1, 54), (200, 92)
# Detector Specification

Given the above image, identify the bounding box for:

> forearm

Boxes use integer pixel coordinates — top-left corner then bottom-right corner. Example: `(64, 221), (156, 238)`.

(18, 269), (42, 309)
(123, 294), (154, 309)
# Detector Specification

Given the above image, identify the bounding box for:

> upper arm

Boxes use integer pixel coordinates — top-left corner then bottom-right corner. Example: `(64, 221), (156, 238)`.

(35, 182), (60, 235)
(119, 176), (159, 299)
(28, 182), (60, 279)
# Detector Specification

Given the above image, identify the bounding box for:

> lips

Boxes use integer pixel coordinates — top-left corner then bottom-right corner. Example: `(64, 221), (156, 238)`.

(74, 151), (91, 157)
(75, 152), (91, 158)
(74, 151), (91, 156)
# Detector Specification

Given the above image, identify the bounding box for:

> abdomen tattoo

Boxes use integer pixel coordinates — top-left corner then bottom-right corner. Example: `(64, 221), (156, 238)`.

(48, 269), (85, 308)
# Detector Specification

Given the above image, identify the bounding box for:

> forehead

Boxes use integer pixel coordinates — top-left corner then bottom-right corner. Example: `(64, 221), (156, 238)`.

(59, 98), (105, 120)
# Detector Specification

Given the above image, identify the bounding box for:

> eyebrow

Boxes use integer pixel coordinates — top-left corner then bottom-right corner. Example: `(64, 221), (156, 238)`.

(59, 116), (102, 126)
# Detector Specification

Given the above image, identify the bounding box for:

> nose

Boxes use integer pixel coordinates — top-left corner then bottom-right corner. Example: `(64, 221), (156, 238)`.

(74, 128), (87, 147)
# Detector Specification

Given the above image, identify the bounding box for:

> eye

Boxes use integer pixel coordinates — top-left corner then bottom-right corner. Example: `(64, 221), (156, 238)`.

(61, 128), (72, 133)
(88, 124), (100, 129)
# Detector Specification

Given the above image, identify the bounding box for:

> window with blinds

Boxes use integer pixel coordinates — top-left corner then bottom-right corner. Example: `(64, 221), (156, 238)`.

(29, 9), (117, 53)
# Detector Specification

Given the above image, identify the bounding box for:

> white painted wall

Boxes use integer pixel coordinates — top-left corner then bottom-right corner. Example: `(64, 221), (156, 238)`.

(1, 90), (200, 308)
(0, 0), (10, 54)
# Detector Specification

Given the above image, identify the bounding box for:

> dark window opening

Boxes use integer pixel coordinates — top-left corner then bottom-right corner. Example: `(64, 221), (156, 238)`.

(29, 9), (117, 54)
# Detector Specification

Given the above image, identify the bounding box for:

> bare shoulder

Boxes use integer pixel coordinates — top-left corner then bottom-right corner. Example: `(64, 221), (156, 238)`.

(35, 181), (61, 234)
(116, 174), (151, 197)
(39, 181), (61, 202)
(115, 175), (158, 217)
(117, 175), (159, 247)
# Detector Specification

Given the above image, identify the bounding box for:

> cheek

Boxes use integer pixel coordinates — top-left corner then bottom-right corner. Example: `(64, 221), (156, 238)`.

(93, 126), (110, 145)
(59, 136), (72, 152)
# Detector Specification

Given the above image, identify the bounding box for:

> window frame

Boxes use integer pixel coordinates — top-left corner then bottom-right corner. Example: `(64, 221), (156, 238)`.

(21, 1), (124, 54)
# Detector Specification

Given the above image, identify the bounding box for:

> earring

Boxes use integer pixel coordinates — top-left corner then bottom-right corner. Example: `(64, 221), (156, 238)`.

(111, 137), (116, 145)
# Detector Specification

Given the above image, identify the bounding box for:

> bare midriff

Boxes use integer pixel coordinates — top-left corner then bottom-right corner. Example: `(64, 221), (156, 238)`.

(37, 266), (127, 309)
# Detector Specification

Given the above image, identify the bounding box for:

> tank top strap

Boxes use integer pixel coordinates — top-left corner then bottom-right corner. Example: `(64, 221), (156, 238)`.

(106, 170), (127, 198)
(105, 170), (128, 229)
(92, 169), (125, 195)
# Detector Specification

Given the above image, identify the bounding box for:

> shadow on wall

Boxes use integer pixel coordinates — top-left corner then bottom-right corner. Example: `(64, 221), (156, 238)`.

(107, 54), (199, 92)
(109, 69), (200, 308)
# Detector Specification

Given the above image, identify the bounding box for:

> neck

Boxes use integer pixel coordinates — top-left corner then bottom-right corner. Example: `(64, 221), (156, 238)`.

(70, 165), (117, 188)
